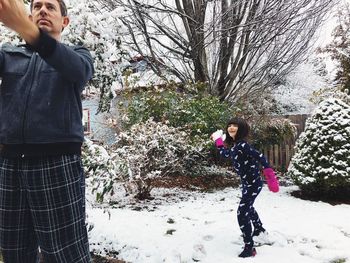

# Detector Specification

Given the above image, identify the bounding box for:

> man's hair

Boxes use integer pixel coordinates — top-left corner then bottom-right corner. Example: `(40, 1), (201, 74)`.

(30, 0), (68, 17)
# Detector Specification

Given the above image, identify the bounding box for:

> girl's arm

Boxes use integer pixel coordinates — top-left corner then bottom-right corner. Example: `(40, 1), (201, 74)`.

(211, 130), (232, 158)
(214, 137), (232, 158)
(238, 142), (270, 168)
(217, 144), (232, 158)
(238, 141), (279, 192)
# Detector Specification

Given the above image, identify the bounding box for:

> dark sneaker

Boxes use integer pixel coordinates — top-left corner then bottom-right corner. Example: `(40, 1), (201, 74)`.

(238, 246), (257, 258)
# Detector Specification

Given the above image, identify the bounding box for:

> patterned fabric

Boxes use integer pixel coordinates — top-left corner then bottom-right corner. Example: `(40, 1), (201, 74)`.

(237, 182), (263, 247)
(218, 141), (269, 179)
(218, 140), (269, 247)
(0, 155), (91, 263)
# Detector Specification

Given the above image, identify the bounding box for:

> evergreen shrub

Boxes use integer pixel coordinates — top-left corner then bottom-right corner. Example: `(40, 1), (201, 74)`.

(287, 97), (350, 200)
(118, 83), (237, 139)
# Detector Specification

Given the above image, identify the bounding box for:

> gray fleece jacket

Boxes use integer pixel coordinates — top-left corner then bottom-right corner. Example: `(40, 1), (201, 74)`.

(0, 30), (94, 144)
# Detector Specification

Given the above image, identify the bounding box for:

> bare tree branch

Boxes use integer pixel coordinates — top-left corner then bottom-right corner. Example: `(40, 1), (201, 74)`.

(93, 0), (338, 101)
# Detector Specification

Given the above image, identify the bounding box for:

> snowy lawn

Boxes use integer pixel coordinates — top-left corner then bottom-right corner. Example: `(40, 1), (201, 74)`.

(87, 186), (350, 263)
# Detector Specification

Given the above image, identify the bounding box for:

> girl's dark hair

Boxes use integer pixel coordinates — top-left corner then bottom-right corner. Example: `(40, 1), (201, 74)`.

(224, 117), (250, 146)
(30, 0), (68, 17)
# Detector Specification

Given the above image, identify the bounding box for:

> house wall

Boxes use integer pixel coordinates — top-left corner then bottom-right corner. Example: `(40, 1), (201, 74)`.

(82, 98), (117, 145)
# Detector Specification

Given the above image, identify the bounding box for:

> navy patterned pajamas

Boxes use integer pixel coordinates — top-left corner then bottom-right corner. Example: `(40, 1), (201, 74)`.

(0, 155), (91, 263)
(218, 141), (269, 247)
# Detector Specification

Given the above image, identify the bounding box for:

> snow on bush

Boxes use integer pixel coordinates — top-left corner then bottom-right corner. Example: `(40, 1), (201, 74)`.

(109, 119), (208, 199)
(251, 117), (297, 149)
(82, 139), (111, 178)
(62, 1), (126, 112)
(85, 120), (208, 201)
(287, 96), (350, 199)
(82, 139), (122, 203)
(0, 25), (21, 45)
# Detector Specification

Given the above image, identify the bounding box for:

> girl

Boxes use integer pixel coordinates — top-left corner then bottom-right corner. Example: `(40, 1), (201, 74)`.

(211, 117), (279, 258)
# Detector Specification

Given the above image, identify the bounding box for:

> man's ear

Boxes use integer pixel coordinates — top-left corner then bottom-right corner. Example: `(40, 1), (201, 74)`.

(61, 16), (70, 31)
(29, 14), (33, 22)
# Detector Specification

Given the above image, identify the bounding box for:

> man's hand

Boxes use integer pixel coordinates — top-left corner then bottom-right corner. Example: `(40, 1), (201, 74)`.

(0, 0), (39, 45)
(0, 0), (28, 30)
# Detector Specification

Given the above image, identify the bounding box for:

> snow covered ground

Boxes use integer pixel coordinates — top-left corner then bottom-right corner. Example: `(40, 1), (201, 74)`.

(87, 186), (350, 263)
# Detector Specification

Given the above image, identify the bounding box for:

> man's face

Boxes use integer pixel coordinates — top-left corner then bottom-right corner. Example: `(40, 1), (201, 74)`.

(30, 0), (69, 40)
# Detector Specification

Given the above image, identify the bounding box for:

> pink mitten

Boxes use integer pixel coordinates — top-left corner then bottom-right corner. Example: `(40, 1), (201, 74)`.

(215, 137), (224, 147)
(263, 168), (279, 193)
(211, 130), (223, 141)
(211, 130), (224, 147)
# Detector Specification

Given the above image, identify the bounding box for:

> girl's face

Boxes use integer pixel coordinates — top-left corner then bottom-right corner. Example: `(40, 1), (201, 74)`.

(227, 124), (239, 139)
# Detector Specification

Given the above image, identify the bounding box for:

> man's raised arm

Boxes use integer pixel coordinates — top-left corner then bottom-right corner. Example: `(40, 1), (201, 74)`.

(0, 0), (40, 45)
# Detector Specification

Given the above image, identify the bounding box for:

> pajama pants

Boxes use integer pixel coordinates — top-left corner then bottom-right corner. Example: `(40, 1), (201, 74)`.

(237, 179), (263, 247)
(0, 155), (91, 263)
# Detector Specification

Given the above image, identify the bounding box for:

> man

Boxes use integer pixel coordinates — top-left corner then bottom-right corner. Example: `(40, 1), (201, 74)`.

(0, 0), (94, 262)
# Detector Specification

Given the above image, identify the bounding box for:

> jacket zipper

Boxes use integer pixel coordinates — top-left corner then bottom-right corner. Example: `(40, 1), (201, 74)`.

(21, 53), (38, 143)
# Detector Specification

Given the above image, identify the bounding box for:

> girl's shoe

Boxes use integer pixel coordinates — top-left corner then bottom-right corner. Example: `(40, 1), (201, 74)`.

(238, 245), (257, 258)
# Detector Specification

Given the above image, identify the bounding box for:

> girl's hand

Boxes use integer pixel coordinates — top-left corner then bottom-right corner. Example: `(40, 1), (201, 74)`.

(211, 129), (223, 141)
(211, 130), (224, 147)
(263, 168), (279, 193)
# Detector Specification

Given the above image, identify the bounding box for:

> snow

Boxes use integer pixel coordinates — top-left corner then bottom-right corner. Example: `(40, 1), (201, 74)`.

(272, 0), (348, 115)
(273, 62), (328, 115)
(87, 186), (350, 263)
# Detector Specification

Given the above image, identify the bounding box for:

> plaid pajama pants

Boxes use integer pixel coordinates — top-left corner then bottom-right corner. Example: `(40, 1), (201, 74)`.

(0, 155), (91, 263)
